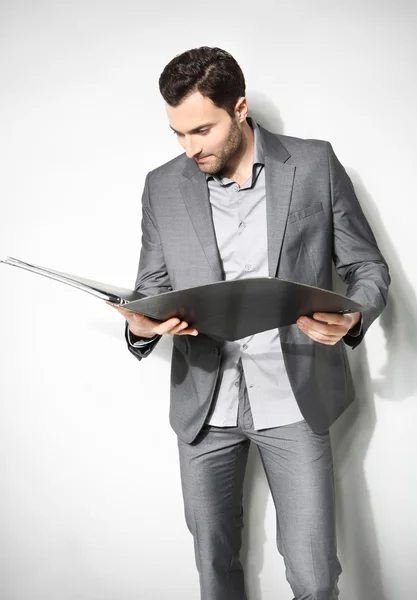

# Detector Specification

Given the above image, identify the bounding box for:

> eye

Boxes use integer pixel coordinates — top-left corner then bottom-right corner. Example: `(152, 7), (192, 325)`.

(198, 129), (209, 135)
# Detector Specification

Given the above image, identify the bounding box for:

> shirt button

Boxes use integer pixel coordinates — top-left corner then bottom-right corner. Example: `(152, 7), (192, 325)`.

(234, 380), (240, 387)
(233, 185), (239, 192)
(242, 344), (248, 350)
(248, 384), (254, 388)
(214, 348), (220, 356)
(238, 222), (246, 231)
(244, 264), (252, 271)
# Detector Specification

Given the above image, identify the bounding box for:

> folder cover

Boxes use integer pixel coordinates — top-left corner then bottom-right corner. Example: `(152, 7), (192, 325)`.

(1, 257), (363, 341)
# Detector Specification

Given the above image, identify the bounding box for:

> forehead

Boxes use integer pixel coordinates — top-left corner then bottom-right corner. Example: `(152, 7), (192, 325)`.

(165, 91), (227, 132)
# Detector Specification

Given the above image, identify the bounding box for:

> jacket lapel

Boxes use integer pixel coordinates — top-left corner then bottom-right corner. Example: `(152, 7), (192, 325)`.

(179, 124), (296, 281)
(180, 160), (223, 282)
(260, 126), (296, 277)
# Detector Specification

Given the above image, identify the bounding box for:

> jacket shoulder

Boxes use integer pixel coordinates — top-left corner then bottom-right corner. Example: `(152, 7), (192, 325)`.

(147, 152), (187, 181)
(274, 132), (331, 162)
(142, 152), (188, 198)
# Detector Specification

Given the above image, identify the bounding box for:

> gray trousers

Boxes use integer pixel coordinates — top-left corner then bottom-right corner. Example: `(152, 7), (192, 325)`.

(177, 377), (342, 600)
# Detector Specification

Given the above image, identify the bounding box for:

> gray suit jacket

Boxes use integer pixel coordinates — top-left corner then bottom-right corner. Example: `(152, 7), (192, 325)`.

(127, 125), (390, 443)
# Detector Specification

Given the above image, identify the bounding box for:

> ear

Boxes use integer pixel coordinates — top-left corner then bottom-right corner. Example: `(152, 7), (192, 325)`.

(234, 97), (248, 122)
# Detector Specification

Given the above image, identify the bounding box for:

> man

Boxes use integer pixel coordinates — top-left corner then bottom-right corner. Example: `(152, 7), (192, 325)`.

(111, 47), (390, 600)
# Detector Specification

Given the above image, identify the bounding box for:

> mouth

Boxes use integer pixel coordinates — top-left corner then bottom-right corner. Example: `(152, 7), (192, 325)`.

(196, 155), (211, 163)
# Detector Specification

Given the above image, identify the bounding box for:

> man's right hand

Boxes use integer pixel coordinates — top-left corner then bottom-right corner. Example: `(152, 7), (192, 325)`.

(107, 303), (199, 338)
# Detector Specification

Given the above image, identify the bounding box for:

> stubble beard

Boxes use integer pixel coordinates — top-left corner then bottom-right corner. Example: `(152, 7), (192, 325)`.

(197, 118), (242, 176)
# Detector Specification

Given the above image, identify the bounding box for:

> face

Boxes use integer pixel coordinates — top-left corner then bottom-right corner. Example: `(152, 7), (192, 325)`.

(166, 91), (245, 175)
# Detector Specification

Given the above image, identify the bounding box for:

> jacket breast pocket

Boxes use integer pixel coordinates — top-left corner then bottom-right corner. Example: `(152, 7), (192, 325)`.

(287, 202), (323, 224)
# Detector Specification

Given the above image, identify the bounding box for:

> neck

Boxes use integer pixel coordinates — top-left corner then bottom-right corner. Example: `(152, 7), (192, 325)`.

(222, 120), (254, 184)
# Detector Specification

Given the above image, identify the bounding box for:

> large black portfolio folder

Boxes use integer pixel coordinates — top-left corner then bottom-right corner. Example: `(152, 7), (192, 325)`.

(1, 257), (363, 341)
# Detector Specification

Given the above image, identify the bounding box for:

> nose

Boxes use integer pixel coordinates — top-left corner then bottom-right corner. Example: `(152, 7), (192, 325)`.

(184, 136), (202, 159)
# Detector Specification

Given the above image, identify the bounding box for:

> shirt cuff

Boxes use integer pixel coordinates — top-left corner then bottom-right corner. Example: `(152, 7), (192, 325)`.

(127, 328), (158, 347)
(347, 313), (363, 337)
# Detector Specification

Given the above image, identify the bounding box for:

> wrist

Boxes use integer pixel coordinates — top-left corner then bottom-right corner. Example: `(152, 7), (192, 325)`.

(128, 326), (156, 339)
(348, 312), (361, 330)
(347, 312), (362, 337)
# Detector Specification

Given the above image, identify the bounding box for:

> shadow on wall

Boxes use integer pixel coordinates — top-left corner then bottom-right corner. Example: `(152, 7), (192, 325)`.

(330, 340), (387, 600)
(247, 90), (285, 134)
(346, 169), (417, 403)
(330, 168), (417, 600)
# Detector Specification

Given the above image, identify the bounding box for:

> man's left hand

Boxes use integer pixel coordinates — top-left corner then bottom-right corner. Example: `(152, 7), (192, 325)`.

(296, 312), (361, 345)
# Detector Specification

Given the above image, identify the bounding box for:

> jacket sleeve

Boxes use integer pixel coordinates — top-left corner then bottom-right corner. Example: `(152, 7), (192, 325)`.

(327, 142), (390, 349)
(126, 172), (173, 361)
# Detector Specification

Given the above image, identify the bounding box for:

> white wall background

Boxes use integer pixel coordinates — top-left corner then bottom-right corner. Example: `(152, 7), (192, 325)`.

(1, 1), (416, 598)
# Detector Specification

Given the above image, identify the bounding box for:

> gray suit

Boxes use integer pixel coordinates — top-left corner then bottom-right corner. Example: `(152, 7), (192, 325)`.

(127, 125), (390, 445)
(127, 124), (389, 599)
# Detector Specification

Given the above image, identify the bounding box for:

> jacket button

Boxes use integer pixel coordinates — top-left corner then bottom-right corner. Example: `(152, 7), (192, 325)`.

(214, 348), (220, 356)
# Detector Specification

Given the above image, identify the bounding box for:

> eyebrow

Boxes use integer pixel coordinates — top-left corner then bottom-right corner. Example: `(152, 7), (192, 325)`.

(169, 122), (215, 135)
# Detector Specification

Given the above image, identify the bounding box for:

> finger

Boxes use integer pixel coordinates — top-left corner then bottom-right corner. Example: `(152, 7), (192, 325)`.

(153, 317), (182, 335)
(298, 325), (341, 345)
(297, 316), (347, 337)
(167, 321), (190, 334)
(312, 312), (346, 326)
(177, 328), (199, 336)
(167, 322), (199, 336)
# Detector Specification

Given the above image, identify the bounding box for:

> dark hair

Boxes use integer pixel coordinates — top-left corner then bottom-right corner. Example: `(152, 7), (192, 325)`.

(159, 46), (246, 118)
